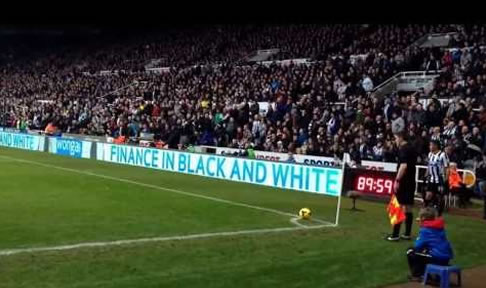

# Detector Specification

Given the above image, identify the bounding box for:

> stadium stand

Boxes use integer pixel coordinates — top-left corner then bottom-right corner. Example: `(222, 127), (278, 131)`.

(2, 24), (486, 171)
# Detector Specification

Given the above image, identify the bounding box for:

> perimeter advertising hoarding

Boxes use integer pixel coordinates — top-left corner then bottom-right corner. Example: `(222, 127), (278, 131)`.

(102, 143), (343, 196)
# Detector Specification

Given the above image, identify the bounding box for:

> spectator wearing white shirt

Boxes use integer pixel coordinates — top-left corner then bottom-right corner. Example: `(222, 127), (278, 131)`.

(372, 141), (384, 161)
(443, 120), (457, 143)
(430, 126), (442, 145)
(391, 112), (405, 135)
(251, 114), (263, 139)
(460, 50), (472, 70)
(362, 74), (374, 92)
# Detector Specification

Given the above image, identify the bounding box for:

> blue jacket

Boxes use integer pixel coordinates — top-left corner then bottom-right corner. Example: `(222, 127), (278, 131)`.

(415, 218), (454, 261)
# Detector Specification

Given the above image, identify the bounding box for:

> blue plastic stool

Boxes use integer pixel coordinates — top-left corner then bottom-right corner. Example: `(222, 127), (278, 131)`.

(423, 264), (461, 288)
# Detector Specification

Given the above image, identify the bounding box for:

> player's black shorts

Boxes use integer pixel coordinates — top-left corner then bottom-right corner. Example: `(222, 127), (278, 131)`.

(426, 182), (444, 195)
(396, 185), (415, 206)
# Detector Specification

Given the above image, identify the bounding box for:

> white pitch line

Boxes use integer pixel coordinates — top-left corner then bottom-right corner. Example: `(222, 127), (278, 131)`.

(0, 223), (333, 257)
(0, 155), (332, 227)
(0, 153), (335, 257)
(289, 217), (315, 228)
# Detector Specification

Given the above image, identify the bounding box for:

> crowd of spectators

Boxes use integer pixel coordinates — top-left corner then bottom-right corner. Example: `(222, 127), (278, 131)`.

(3, 24), (486, 171)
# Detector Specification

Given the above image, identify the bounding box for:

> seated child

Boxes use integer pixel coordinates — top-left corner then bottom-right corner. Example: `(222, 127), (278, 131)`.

(406, 207), (454, 281)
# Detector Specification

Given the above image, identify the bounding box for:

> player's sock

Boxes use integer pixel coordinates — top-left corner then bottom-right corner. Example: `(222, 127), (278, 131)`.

(437, 196), (444, 216)
(404, 212), (413, 237)
(392, 223), (401, 238)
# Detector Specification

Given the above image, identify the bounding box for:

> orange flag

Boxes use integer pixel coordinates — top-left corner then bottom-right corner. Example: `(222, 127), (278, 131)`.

(387, 195), (406, 225)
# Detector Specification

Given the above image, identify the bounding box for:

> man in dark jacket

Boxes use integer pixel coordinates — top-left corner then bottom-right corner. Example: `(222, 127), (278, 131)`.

(406, 207), (454, 281)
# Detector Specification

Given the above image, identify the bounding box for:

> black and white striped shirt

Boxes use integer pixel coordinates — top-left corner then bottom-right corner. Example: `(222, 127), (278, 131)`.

(443, 126), (457, 140)
(372, 145), (383, 160)
(427, 151), (449, 184)
(430, 134), (442, 145)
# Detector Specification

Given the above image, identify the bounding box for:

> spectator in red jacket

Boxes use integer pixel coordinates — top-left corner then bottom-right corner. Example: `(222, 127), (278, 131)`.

(441, 51), (453, 68)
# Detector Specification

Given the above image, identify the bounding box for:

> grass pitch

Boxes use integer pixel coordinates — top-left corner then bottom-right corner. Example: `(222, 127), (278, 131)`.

(0, 147), (486, 288)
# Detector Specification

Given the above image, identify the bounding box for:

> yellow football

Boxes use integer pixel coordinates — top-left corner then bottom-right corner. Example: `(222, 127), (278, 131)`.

(299, 208), (312, 220)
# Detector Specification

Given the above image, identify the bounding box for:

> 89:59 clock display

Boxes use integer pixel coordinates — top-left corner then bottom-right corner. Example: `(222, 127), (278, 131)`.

(355, 176), (394, 195)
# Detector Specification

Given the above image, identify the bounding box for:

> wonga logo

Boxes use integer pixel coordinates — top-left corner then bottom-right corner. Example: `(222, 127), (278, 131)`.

(56, 138), (83, 158)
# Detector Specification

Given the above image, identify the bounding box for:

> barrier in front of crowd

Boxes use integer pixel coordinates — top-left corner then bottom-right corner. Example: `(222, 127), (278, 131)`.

(361, 159), (475, 185)
(0, 131), (343, 195)
(98, 143), (343, 196)
(360, 160), (398, 172)
(359, 159), (477, 201)
(198, 146), (345, 167)
(0, 131), (45, 152)
(200, 146), (477, 194)
(47, 137), (92, 159)
(0, 130), (476, 205)
(371, 70), (440, 101)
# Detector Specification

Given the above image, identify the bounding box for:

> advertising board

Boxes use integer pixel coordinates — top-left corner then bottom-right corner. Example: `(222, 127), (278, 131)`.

(102, 143), (343, 196)
(48, 137), (92, 159)
(0, 132), (41, 151)
(212, 147), (341, 167)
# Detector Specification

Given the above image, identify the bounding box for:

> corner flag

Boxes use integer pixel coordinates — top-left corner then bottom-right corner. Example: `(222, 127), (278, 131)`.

(387, 195), (406, 225)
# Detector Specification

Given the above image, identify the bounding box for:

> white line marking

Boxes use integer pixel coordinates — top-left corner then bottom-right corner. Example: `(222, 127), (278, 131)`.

(0, 154), (336, 256)
(290, 217), (307, 227)
(0, 155), (330, 225)
(0, 223), (333, 257)
(289, 217), (316, 228)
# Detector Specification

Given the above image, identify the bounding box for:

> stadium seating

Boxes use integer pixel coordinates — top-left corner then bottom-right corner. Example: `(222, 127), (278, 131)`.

(1, 24), (486, 171)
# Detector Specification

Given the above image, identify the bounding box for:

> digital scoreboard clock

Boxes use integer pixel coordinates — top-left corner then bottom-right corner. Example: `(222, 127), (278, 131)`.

(343, 168), (397, 197)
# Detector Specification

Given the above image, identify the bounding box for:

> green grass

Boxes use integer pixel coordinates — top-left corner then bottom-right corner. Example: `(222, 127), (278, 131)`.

(0, 147), (485, 288)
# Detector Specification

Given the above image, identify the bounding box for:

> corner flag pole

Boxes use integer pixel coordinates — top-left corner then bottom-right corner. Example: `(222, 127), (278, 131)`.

(334, 154), (347, 227)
